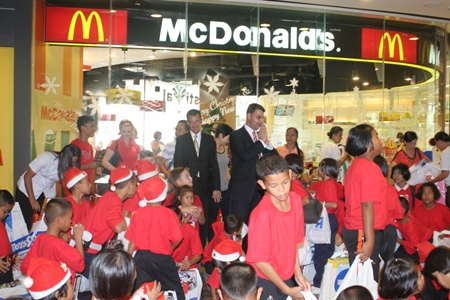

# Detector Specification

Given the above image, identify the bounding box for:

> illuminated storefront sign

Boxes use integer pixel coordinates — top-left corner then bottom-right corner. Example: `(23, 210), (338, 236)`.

(45, 6), (128, 44)
(361, 28), (417, 64)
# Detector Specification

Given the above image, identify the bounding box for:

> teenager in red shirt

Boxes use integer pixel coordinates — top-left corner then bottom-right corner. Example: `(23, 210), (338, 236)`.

(391, 163), (415, 211)
(285, 154), (310, 206)
(413, 182), (450, 232)
(343, 124), (387, 281)
(63, 168), (91, 224)
(0, 190), (15, 285)
(247, 155), (311, 299)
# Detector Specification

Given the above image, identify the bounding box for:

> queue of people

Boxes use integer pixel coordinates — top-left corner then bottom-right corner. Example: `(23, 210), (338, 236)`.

(3, 106), (450, 300)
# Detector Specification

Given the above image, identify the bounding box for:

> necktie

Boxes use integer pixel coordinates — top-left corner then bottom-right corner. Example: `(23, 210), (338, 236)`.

(252, 131), (258, 143)
(194, 134), (199, 157)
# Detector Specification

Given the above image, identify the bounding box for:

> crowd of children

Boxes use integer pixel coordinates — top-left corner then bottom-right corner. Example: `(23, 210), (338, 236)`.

(3, 124), (450, 300)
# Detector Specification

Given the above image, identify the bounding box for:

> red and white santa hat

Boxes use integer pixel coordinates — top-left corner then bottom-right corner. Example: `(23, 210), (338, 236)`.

(64, 167), (87, 189)
(23, 257), (71, 299)
(135, 160), (158, 182)
(212, 239), (245, 262)
(138, 176), (168, 207)
(110, 165), (133, 191)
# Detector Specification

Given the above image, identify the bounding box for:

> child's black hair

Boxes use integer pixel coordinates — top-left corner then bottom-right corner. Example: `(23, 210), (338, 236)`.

(399, 196), (409, 214)
(36, 282), (69, 300)
(371, 155), (388, 178)
(224, 214), (244, 235)
(336, 285), (373, 300)
(76, 115), (95, 132)
(424, 246), (450, 276)
(416, 182), (440, 201)
(391, 163), (411, 181)
(215, 124), (234, 139)
(90, 242), (136, 300)
(345, 124), (375, 157)
(139, 150), (154, 159)
(0, 190), (15, 207)
(378, 257), (421, 300)
(44, 198), (72, 225)
(169, 167), (190, 186)
(220, 263), (258, 300)
(285, 153), (303, 174)
(114, 173), (137, 191)
(256, 154), (289, 180)
(319, 158), (339, 179)
(173, 185), (194, 207)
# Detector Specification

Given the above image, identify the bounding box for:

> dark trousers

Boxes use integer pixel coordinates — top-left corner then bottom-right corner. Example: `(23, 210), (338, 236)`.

(0, 267), (13, 285)
(257, 276), (296, 300)
(313, 213), (338, 288)
(343, 227), (382, 281)
(134, 250), (185, 300)
(380, 224), (397, 263)
(231, 188), (262, 224)
(198, 194), (211, 247)
(15, 186), (45, 231)
(81, 252), (95, 278)
(446, 186), (450, 208)
(208, 189), (231, 241)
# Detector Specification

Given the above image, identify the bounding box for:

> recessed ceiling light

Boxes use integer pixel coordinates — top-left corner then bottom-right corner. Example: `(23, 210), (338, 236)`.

(363, 81), (369, 86)
(190, 52), (197, 57)
(299, 27), (309, 31)
(151, 13), (162, 18)
(425, 2), (442, 7)
(260, 23), (270, 27)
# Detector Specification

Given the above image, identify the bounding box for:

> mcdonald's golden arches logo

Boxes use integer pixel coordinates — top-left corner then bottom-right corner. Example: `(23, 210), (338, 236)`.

(68, 11), (104, 42)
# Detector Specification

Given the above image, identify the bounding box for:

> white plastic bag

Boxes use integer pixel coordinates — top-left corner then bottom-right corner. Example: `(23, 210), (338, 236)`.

(433, 230), (450, 248)
(298, 241), (313, 266)
(306, 204), (331, 244)
(408, 161), (441, 185)
(332, 255), (378, 300)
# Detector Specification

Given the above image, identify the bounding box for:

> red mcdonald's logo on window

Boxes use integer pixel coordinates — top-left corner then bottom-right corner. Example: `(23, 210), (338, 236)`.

(361, 28), (417, 64)
(45, 6), (128, 44)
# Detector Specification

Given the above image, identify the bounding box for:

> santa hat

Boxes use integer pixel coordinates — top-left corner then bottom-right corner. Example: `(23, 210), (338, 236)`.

(23, 258), (71, 299)
(212, 239), (245, 262)
(64, 167), (87, 189)
(110, 165), (133, 191)
(138, 176), (168, 207)
(135, 160), (158, 181)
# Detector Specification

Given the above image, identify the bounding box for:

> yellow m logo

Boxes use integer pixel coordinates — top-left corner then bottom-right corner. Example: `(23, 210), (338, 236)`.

(68, 11), (104, 42)
(378, 32), (404, 61)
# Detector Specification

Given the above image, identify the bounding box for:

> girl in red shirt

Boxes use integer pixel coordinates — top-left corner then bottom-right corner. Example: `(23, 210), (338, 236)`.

(391, 163), (415, 211)
(413, 182), (450, 232)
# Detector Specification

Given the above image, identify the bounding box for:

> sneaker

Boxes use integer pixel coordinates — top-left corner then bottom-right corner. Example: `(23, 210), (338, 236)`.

(312, 286), (321, 295)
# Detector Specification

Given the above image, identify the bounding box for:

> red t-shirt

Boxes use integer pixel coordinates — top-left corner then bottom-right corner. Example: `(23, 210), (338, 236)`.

(0, 222), (11, 257)
(83, 191), (125, 254)
(308, 180), (322, 193)
(291, 179), (309, 198)
(393, 148), (427, 168)
(123, 193), (141, 217)
(344, 157), (388, 230)
(125, 206), (182, 255)
(172, 223), (203, 269)
(412, 202), (450, 232)
(202, 222), (228, 265)
(65, 195), (91, 225)
(71, 138), (94, 181)
(395, 184), (415, 212)
(247, 192), (305, 280)
(386, 185), (403, 225)
(316, 178), (339, 214)
(397, 213), (433, 254)
(107, 138), (140, 170)
(207, 268), (220, 289)
(21, 234), (84, 277)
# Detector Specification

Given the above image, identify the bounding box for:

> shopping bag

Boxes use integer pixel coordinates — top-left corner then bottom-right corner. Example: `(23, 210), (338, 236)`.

(433, 230), (450, 248)
(408, 160), (441, 185)
(178, 269), (202, 300)
(319, 256), (349, 300)
(332, 255), (378, 300)
(298, 241), (313, 266)
(306, 204), (331, 244)
(286, 291), (317, 300)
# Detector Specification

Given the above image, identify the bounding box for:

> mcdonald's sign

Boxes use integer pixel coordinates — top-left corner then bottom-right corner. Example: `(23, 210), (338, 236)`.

(45, 7), (127, 44)
(361, 28), (417, 64)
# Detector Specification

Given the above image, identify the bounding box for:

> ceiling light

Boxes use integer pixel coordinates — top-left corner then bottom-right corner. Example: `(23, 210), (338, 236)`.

(352, 69), (360, 81)
(299, 27), (309, 31)
(190, 52), (197, 57)
(260, 23), (270, 27)
(404, 71), (413, 81)
(362, 81), (369, 86)
(151, 13), (162, 18)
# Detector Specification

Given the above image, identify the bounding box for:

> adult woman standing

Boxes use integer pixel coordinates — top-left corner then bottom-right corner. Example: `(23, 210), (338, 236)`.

(151, 131), (164, 156)
(16, 144), (81, 230)
(102, 119), (141, 171)
(392, 131), (429, 168)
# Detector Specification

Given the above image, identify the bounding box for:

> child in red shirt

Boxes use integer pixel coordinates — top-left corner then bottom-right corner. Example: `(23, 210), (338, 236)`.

(311, 158), (340, 292)
(247, 155), (311, 299)
(82, 166), (135, 278)
(21, 199), (85, 281)
(413, 182), (450, 232)
(391, 163), (415, 211)
(172, 185), (205, 233)
(63, 168), (91, 224)
(170, 207), (203, 270)
(0, 190), (15, 285)
(125, 176), (184, 300)
(343, 124), (387, 281)
(285, 154), (310, 206)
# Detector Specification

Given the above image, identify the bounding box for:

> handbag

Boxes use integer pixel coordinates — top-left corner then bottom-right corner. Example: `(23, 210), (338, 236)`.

(102, 141), (122, 175)
(306, 203), (331, 244)
(333, 255), (378, 300)
(303, 197), (323, 224)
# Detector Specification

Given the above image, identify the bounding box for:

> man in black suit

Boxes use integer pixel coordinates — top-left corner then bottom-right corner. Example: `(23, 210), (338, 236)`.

(174, 109), (221, 246)
(228, 103), (277, 223)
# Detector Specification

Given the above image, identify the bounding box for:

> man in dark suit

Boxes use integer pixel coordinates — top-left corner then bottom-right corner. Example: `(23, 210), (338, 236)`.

(174, 109), (221, 246)
(228, 103), (277, 223)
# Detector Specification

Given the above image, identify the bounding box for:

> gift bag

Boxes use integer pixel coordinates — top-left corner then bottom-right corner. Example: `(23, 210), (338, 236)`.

(332, 256), (378, 300)
(178, 269), (202, 300)
(433, 230), (450, 248)
(319, 256), (349, 300)
(306, 204), (331, 244)
(408, 160), (441, 185)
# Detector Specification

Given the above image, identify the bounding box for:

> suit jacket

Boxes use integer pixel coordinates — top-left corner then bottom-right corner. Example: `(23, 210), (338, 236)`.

(174, 131), (220, 197)
(228, 126), (276, 216)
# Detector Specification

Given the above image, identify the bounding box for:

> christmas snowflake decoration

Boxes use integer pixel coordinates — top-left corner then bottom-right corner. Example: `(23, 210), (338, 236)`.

(263, 86), (280, 105)
(114, 86), (135, 104)
(84, 96), (100, 116)
(202, 74), (224, 94)
(287, 77), (299, 94)
(40, 76), (61, 95)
